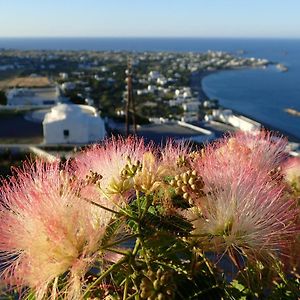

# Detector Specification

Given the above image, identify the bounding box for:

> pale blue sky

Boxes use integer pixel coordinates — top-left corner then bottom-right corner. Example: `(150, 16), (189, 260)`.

(1, 0), (300, 38)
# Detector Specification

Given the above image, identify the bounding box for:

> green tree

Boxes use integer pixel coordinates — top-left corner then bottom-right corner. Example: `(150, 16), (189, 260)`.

(0, 90), (7, 105)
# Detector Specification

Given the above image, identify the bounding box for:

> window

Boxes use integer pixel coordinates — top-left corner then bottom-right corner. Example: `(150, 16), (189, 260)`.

(63, 129), (69, 138)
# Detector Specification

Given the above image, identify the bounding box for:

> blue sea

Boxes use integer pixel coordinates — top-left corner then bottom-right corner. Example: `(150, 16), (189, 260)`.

(1, 37), (300, 139)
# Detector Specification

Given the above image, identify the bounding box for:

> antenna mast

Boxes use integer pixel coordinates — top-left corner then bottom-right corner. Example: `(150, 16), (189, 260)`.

(125, 58), (137, 136)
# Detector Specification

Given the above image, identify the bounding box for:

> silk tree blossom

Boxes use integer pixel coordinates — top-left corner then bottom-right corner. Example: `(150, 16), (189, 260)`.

(73, 136), (151, 207)
(282, 157), (300, 196)
(190, 142), (299, 264)
(280, 157), (300, 269)
(160, 139), (193, 175)
(190, 169), (298, 263)
(0, 161), (114, 299)
(202, 131), (288, 182)
(133, 151), (169, 195)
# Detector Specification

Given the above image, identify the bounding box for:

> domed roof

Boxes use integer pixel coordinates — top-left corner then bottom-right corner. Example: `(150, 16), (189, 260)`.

(43, 104), (92, 123)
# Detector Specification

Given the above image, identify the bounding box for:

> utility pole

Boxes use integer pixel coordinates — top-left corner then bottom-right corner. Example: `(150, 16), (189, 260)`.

(125, 59), (137, 136)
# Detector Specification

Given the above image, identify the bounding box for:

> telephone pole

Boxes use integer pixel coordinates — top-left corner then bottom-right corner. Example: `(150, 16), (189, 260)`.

(125, 59), (137, 136)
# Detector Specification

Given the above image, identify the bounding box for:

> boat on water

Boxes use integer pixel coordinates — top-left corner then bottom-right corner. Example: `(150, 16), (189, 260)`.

(284, 108), (300, 117)
(276, 63), (288, 72)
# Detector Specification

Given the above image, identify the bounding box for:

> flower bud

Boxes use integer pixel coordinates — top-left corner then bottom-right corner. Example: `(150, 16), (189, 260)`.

(182, 173), (188, 184)
(188, 177), (195, 185)
(176, 180), (183, 187)
(183, 192), (189, 200)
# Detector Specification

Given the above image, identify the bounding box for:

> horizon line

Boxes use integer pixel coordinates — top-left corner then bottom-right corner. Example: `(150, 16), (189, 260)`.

(0, 36), (300, 40)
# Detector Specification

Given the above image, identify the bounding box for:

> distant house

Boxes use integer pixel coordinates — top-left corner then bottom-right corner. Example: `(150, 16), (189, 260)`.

(43, 104), (106, 144)
(59, 72), (69, 80)
(6, 86), (62, 106)
(182, 101), (200, 112)
(61, 82), (76, 91)
(148, 71), (161, 81)
(213, 109), (261, 132)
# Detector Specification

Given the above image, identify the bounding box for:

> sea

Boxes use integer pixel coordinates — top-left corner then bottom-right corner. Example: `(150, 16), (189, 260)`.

(1, 37), (300, 139)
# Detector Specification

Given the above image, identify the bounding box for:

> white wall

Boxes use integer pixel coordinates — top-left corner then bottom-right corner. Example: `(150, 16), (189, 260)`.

(44, 119), (90, 144)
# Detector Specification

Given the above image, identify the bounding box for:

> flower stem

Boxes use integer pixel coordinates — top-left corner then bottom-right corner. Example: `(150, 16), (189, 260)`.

(81, 196), (119, 215)
(123, 276), (129, 300)
(140, 195), (151, 220)
(83, 256), (128, 297)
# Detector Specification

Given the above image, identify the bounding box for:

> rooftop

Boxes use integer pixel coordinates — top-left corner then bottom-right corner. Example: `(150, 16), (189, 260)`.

(0, 76), (51, 89)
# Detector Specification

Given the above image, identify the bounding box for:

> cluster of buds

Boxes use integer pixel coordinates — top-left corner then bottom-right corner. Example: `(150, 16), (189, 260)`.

(176, 155), (189, 168)
(121, 156), (142, 179)
(176, 152), (200, 169)
(59, 170), (77, 196)
(84, 169), (103, 187)
(170, 170), (205, 205)
(140, 269), (174, 300)
(105, 156), (143, 195)
(106, 177), (132, 195)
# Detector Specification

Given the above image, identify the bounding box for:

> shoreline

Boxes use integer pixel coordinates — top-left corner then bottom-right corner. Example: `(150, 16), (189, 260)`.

(191, 70), (300, 143)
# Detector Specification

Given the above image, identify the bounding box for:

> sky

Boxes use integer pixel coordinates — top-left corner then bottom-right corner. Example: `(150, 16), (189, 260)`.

(1, 0), (300, 38)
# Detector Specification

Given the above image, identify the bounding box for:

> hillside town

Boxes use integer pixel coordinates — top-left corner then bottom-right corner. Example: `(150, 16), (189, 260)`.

(0, 49), (298, 175)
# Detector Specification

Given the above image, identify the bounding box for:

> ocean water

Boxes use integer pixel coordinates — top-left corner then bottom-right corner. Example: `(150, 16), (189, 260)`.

(201, 39), (300, 140)
(1, 37), (300, 139)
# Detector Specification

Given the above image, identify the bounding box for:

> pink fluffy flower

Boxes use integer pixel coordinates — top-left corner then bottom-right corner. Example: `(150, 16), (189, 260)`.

(73, 136), (152, 206)
(197, 131), (288, 190)
(160, 139), (192, 174)
(191, 164), (298, 263)
(281, 156), (300, 195)
(0, 161), (114, 299)
(208, 130), (286, 171)
(190, 132), (298, 263)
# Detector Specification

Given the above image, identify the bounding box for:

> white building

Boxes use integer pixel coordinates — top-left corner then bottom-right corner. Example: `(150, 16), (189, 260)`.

(59, 72), (69, 80)
(148, 71), (161, 81)
(182, 101), (200, 112)
(6, 87), (62, 106)
(213, 109), (261, 132)
(61, 82), (76, 91)
(43, 104), (106, 144)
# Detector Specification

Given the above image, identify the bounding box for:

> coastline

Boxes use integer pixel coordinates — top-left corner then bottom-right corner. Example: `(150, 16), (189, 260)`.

(191, 70), (300, 143)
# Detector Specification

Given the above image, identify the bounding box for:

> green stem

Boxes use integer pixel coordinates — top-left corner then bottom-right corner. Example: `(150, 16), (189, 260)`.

(129, 273), (140, 300)
(140, 195), (151, 220)
(106, 247), (130, 256)
(137, 225), (151, 270)
(123, 276), (129, 300)
(136, 190), (141, 217)
(97, 186), (136, 219)
(132, 238), (141, 256)
(126, 292), (138, 300)
(198, 251), (214, 276)
(81, 196), (120, 215)
(83, 256), (128, 297)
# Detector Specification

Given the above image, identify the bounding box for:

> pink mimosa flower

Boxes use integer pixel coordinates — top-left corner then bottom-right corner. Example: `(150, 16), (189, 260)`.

(197, 131), (288, 190)
(208, 130), (286, 169)
(160, 139), (192, 173)
(190, 132), (298, 264)
(0, 161), (114, 299)
(281, 156), (300, 195)
(73, 136), (152, 206)
(280, 157), (300, 269)
(191, 164), (298, 263)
